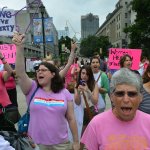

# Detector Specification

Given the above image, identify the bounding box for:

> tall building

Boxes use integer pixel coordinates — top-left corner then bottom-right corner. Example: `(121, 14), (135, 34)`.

(81, 13), (99, 39)
(96, 0), (136, 48)
(57, 26), (69, 39)
(0, 0), (59, 58)
(25, 0), (59, 57)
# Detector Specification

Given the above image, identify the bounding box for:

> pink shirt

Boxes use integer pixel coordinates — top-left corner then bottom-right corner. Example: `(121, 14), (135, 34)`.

(5, 76), (16, 90)
(0, 72), (11, 107)
(81, 109), (150, 150)
(65, 63), (79, 87)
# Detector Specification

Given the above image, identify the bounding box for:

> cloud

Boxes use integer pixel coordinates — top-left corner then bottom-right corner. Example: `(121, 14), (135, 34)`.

(1, 0), (118, 38)
(43, 0), (118, 38)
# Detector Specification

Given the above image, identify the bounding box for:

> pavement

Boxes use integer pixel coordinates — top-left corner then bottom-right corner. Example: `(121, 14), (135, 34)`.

(17, 85), (112, 116)
(17, 85), (27, 116)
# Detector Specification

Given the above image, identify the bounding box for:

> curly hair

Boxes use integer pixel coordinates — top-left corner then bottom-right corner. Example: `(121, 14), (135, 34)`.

(110, 68), (142, 94)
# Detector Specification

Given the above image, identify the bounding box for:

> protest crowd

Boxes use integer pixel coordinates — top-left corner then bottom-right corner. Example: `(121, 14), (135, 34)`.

(0, 31), (149, 150)
(0, 3), (150, 150)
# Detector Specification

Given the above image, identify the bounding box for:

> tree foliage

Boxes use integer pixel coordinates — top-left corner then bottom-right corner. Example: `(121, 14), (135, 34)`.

(58, 36), (71, 54)
(80, 35), (111, 58)
(124, 0), (150, 57)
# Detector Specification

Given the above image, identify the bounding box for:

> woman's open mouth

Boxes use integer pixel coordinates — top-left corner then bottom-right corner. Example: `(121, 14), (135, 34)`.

(121, 107), (132, 115)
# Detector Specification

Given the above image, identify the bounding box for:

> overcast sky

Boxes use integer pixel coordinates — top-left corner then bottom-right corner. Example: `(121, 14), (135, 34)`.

(1, 0), (118, 39)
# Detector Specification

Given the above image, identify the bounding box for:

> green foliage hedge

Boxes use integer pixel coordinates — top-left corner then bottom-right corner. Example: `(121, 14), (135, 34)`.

(26, 72), (36, 78)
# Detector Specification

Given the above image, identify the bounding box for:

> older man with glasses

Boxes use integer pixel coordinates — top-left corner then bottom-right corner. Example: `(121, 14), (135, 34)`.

(81, 68), (150, 150)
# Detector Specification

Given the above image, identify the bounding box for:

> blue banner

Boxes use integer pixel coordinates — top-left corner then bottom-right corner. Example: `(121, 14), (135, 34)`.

(33, 17), (54, 43)
(33, 18), (43, 43)
(44, 17), (53, 43)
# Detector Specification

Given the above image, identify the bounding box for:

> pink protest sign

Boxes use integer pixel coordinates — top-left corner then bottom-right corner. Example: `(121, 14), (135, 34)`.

(108, 48), (142, 70)
(0, 44), (16, 64)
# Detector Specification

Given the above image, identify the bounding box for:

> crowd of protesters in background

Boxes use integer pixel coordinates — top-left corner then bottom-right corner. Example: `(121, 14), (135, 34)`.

(0, 30), (150, 149)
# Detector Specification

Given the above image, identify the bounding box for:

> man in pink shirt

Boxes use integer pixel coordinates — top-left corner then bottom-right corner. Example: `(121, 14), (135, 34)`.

(81, 68), (150, 150)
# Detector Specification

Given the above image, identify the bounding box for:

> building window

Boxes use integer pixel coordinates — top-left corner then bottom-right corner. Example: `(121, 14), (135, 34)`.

(118, 14), (120, 20)
(125, 23), (128, 27)
(125, 13), (127, 18)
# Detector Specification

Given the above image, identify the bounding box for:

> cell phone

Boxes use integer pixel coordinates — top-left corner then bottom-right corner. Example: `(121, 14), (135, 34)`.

(80, 80), (86, 86)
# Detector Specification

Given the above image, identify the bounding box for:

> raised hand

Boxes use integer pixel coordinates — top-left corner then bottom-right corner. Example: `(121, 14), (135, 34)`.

(71, 41), (78, 52)
(12, 32), (26, 46)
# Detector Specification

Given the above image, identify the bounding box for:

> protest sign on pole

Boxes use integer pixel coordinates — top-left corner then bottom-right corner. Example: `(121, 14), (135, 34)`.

(0, 44), (16, 64)
(0, 8), (16, 36)
(108, 48), (142, 70)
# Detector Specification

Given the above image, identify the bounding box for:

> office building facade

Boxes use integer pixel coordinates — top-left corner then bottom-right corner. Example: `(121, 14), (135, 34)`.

(0, 0), (59, 58)
(57, 26), (70, 39)
(81, 13), (99, 39)
(96, 0), (136, 48)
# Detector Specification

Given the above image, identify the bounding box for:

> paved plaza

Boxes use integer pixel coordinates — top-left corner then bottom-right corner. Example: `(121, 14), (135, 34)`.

(17, 84), (112, 116)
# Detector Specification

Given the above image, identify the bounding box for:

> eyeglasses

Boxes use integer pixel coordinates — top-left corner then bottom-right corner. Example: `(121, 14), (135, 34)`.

(36, 68), (49, 73)
(113, 91), (138, 98)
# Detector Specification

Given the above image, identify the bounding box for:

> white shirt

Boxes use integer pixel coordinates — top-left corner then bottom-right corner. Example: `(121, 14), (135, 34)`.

(0, 64), (4, 71)
(0, 135), (15, 150)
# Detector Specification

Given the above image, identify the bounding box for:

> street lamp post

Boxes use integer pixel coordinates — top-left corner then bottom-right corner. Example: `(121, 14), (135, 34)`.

(40, 5), (46, 58)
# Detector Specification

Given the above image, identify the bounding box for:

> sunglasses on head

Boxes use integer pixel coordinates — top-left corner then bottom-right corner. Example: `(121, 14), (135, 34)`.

(113, 91), (138, 98)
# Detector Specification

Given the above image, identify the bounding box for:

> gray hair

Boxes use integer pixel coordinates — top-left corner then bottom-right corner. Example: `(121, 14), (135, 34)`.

(110, 68), (142, 93)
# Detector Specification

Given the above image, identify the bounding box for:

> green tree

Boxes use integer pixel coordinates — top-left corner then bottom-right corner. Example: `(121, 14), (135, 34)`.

(80, 35), (111, 57)
(124, 0), (150, 57)
(58, 36), (72, 64)
(58, 36), (72, 54)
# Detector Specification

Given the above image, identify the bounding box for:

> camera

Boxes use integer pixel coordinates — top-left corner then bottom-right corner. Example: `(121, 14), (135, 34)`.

(80, 80), (86, 86)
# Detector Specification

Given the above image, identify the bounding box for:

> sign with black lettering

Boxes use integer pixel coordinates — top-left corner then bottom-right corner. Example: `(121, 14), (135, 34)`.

(0, 44), (16, 64)
(0, 7), (15, 36)
(108, 48), (142, 70)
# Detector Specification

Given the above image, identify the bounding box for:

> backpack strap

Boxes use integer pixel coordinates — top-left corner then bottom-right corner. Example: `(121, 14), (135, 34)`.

(27, 87), (38, 113)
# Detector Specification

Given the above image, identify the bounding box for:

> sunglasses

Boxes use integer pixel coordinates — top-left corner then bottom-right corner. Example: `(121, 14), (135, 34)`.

(113, 91), (138, 98)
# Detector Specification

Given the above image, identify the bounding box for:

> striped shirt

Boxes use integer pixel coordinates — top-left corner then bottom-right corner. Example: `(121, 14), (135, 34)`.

(139, 87), (150, 114)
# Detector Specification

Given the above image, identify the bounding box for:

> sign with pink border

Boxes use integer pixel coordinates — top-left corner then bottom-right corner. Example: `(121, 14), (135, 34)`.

(0, 44), (16, 64)
(108, 48), (142, 70)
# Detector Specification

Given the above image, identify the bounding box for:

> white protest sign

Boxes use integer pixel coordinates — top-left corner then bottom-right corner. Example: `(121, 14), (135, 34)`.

(0, 7), (16, 36)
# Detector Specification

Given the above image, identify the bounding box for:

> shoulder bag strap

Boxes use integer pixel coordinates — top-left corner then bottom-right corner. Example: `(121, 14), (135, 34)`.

(96, 71), (102, 82)
(82, 91), (93, 120)
(27, 87), (38, 113)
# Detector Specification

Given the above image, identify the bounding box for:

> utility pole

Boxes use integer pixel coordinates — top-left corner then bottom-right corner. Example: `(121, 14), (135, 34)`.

(40, 5), (46, 58)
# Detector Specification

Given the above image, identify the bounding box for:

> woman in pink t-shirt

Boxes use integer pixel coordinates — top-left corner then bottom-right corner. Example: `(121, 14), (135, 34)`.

(5, 70), (18, 107)
(65, 58), (80, 93)
(0, 52), (16, 131)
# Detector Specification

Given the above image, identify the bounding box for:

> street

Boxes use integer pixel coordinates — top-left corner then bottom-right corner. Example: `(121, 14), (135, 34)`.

(17, 85), (27, 116)
(16, 85), (112, 116)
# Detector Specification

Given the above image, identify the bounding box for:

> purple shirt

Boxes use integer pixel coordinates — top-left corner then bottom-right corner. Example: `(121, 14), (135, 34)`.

(26, 81), (72, 145)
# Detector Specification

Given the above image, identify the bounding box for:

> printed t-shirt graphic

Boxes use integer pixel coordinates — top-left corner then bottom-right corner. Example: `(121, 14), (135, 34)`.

(34, 97), (65, 106)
